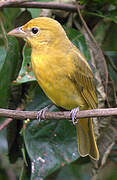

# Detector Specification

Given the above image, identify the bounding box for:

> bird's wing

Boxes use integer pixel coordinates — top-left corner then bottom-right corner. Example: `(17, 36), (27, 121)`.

(68, 48), (97, 109)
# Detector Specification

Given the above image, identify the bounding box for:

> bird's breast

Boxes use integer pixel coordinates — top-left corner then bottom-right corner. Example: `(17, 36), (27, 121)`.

(31, 54), (87, 110)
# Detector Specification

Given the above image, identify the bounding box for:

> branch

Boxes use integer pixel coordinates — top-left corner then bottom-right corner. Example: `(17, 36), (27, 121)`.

(0, 118), (13, 131)
(0, 108), (117, 120)
(0, 1), (79, 12)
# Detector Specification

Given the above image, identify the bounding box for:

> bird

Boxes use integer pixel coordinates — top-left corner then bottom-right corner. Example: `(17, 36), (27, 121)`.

(8, 17), (99, 160)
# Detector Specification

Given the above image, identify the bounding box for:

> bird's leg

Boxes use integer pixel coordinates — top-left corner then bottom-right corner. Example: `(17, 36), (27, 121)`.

(37, 104), (54, 122)
(70, 106), (80, 125)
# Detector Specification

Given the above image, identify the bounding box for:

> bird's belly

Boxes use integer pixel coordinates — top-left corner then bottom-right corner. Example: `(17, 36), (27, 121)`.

(39, 77), (86, 110)
(32, 60), (87, 110)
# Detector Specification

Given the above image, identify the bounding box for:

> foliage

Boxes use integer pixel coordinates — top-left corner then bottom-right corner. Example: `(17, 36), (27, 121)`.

(0, 0), (117, 179)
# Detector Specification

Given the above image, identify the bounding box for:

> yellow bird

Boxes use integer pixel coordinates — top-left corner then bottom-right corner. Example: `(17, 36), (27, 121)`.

(8, 17), (99, 160)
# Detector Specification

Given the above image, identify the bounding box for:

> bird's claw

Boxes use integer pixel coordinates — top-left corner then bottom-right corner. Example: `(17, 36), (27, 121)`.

(37, 104), (53, 123)
(37, 106), (49, 123)
(70, 106), (80, 125)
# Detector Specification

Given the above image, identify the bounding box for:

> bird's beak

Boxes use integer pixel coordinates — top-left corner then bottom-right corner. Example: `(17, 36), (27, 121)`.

(8, 27), (26, 38)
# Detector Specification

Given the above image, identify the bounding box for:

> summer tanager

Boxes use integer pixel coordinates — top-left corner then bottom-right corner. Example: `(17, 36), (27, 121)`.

(8, 17), (99, 160)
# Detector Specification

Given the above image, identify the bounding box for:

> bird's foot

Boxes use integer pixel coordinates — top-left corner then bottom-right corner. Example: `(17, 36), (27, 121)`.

(70, 106), (80, 125)
(37, 104), (53, 123)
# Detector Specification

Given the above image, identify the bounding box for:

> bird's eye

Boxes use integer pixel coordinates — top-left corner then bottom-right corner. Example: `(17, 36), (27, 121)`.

(31, 27), (39, 34)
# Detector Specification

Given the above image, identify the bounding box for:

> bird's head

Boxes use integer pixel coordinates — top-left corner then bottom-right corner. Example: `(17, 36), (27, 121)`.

(8, 17), (67, 49)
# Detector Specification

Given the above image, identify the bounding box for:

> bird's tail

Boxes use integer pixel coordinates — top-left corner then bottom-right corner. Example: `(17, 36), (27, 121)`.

(76, 118), (99, 160)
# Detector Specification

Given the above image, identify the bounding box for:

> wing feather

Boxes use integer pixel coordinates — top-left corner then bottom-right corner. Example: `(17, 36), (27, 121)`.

(68, 48), (97, 109)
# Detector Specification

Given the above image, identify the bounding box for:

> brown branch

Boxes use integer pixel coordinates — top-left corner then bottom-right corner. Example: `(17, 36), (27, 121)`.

(0, 106), (25, 131)
(0, 1), (79, 12)
(0, 118), (13, 131)
(0, 108), (117, 120)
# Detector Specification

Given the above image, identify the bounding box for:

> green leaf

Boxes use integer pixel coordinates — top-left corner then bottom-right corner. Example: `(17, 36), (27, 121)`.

(65, 27), (91, 61)
(54, 163), (90, 180)
(93, 21), (110, 45)
(27, 8), (41, 19)
(104, 51), (117, 88)
(24, 86), (80, 179)
(86, 9), (117, 24)
(3, 8), (21, 31)
(0, 47), (6, 71)
(16, 43), (36, 84)
(0, 37), (19, 108)
(102, 23), (117, 51)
